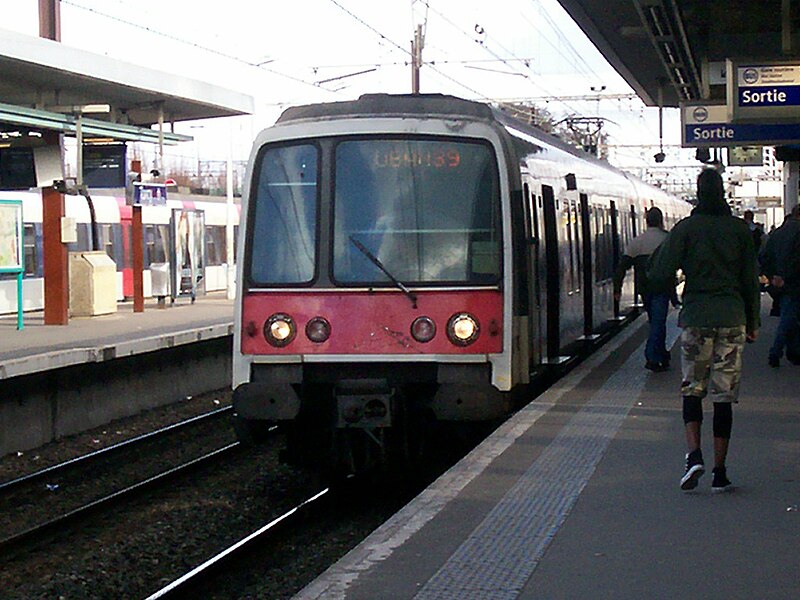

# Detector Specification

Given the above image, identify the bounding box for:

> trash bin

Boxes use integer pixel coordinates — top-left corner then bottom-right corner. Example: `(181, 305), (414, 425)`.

(150, 262), (170, 307)
(69, 251), (117, 316)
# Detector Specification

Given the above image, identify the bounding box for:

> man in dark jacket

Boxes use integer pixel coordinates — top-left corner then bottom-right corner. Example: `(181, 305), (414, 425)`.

(760, 205), (800, 367)
(613, 207), (672, 371)
(648, 168), (760, 493)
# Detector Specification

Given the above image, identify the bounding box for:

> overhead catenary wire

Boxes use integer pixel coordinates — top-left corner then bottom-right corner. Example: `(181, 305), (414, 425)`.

(60, 0), (340, 93)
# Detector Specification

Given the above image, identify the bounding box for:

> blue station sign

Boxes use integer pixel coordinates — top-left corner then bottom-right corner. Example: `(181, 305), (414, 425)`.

(682, 102), (800, 147)
(728, 59), (800, 122)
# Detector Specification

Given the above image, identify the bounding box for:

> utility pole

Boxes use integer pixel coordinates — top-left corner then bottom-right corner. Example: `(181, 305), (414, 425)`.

(411, 24), (424, 94)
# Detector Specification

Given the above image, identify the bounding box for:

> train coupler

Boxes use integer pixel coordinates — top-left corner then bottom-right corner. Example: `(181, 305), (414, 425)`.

(335, 379), (394, 428)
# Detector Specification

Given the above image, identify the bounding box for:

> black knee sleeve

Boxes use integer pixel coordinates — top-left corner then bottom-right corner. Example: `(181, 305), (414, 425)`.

(713, 402), (733, 439)
(682, 395), (703, 424)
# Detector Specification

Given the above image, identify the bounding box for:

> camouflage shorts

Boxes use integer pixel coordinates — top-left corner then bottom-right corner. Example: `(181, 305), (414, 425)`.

(680, 326), (747, 403)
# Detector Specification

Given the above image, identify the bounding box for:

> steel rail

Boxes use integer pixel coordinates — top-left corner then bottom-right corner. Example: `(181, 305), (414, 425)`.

(144, 487), (333, 600)
(0, 406), (233, 494)
(0, 442), (242, 555)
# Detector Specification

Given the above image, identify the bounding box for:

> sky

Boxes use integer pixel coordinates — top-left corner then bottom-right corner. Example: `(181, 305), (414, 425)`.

(2, 0), (689, 183)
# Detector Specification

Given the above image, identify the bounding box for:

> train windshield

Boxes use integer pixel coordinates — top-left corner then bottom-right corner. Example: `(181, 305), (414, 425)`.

(249, 144), (318, 284)
(333, 139), (501, 285)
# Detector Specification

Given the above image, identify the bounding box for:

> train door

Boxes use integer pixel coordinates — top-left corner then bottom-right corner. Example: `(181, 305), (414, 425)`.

(629, 205), (643, 306)
(610, 200), (622, 319)
(580, 193), (594, 337)
(541, 185), (561, 361)
(523, 181), (544, 367)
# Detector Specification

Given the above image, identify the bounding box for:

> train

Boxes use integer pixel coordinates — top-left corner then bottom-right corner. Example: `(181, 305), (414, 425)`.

(232, 93), (692, 473)
(0, 189), (239, 314)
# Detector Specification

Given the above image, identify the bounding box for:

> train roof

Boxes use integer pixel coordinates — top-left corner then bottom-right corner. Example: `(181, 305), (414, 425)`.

(275, 94), (494, 124)
(276, 93), (617, 167)
(273, 93), (684, 204)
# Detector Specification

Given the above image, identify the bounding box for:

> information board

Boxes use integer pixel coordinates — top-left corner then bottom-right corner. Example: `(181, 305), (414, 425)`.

(682, 101), (800, 147)
(82, 143), (127, 188)
(728, 59), (800, 122)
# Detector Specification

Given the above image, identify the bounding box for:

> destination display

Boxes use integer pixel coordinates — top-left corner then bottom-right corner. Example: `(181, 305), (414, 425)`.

(728, 59), (800, 122)
(682, 102), (800, 147)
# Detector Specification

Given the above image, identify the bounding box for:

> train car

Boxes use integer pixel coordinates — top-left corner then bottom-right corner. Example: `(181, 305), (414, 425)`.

(232, 93), (692, 473)
(0, 190), (239, 314)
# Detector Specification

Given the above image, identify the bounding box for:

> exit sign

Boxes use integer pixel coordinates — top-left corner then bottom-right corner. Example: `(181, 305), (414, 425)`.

(728, 59), (800, 122)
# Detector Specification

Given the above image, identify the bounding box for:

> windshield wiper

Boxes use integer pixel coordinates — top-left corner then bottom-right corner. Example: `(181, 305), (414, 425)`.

(349, 236), (418, 308)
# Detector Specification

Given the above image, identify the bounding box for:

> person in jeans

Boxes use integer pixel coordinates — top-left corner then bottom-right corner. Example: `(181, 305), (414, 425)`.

(648, 169), (760, 493)
(760, 205), (800, 367)
(613, 207), (672, 371)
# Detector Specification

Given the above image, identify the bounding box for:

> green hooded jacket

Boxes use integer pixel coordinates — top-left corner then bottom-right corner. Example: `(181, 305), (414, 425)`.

(647, 212), (760, 332)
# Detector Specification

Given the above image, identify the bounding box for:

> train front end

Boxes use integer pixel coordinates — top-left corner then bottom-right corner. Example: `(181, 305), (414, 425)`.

(233, 98), (514, 471)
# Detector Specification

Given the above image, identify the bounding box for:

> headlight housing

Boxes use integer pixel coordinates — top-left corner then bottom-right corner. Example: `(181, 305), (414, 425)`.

(306, 316), (331, 343)
(264, 313), (296, 347)
(410, 316), (436, 343)
(447, 313), (480, 346)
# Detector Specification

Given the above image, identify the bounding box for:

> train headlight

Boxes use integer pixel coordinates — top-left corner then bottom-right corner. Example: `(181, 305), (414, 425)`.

(264, 313), (296, 347)
(447, 313), (479, 346)
(306, 317), (331, 343)
(410, 316), (436, 343)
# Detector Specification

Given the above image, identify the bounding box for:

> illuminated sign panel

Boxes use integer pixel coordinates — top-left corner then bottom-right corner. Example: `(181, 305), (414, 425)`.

(727, 59), (800, 122)
(682, 101), (800, 147)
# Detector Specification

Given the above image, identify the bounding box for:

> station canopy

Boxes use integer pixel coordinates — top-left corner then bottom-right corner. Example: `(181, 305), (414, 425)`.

(556, 1), (799, 108)
(0, 28), (254, 144)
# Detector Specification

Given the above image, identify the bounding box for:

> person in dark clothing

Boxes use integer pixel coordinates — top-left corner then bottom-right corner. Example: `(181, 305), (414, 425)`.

(613, 207), (672, 371)
(648, 168), (760, 493)
(760, 205), (800, 367)
(743, 209), (765, 252)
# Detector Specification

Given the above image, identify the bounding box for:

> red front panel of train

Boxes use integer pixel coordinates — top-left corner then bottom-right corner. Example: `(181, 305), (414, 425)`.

(241, 290), (503, 355)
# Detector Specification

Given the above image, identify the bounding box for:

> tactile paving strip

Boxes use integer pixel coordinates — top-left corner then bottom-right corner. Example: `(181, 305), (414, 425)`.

(414, 322), (681, 599)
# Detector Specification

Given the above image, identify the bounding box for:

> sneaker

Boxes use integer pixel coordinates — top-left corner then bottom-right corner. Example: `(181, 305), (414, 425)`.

(646, 361), (669, 372)
(680, 449), (705, 490)
(768, 355), (780, 368)
(711, 467), (733, 493)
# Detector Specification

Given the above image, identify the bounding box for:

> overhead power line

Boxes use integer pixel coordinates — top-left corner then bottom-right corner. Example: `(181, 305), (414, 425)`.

(61, 0), (337, 93)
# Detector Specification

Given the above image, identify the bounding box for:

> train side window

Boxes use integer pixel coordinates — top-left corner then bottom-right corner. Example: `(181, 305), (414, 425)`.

(564, 199), (575, 293)
(205, 225), (225, 266)
(23, 223), (38, 277)
(144, 224), (169, 266)
(593, 206), (602, 283)
(573, 200), (582, 288)
(101, 224), (115, 263)
(523, 183), (532, 240)
(122, 221), (132, 269)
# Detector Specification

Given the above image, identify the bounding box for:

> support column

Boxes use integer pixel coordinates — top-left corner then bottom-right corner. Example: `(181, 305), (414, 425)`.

(38, 0), (61, 41)
(43, 186), (68, 325)
(129, 159), (144, 312)
(783, 161), (799, 214)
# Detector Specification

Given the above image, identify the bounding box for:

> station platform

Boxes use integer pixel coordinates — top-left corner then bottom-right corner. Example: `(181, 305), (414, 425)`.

(297, 302), (800, 600)
(0, 293), (234, 380)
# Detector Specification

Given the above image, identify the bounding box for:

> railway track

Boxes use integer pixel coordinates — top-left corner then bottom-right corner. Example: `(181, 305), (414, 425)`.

(0, 406), (266, 555)
(145, 487), (332, 599)
(0, 406), (233, 496)
(0, 442), (242, 555)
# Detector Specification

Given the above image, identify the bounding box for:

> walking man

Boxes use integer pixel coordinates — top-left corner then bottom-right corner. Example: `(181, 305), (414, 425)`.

(648, 169), (760, 493)
(760, 205), (800, 367)
(613, 207), (672, 371)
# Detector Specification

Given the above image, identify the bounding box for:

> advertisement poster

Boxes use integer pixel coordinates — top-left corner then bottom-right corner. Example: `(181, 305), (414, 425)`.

(170, 208), (205, 301)
(0, 200), (23, 270)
